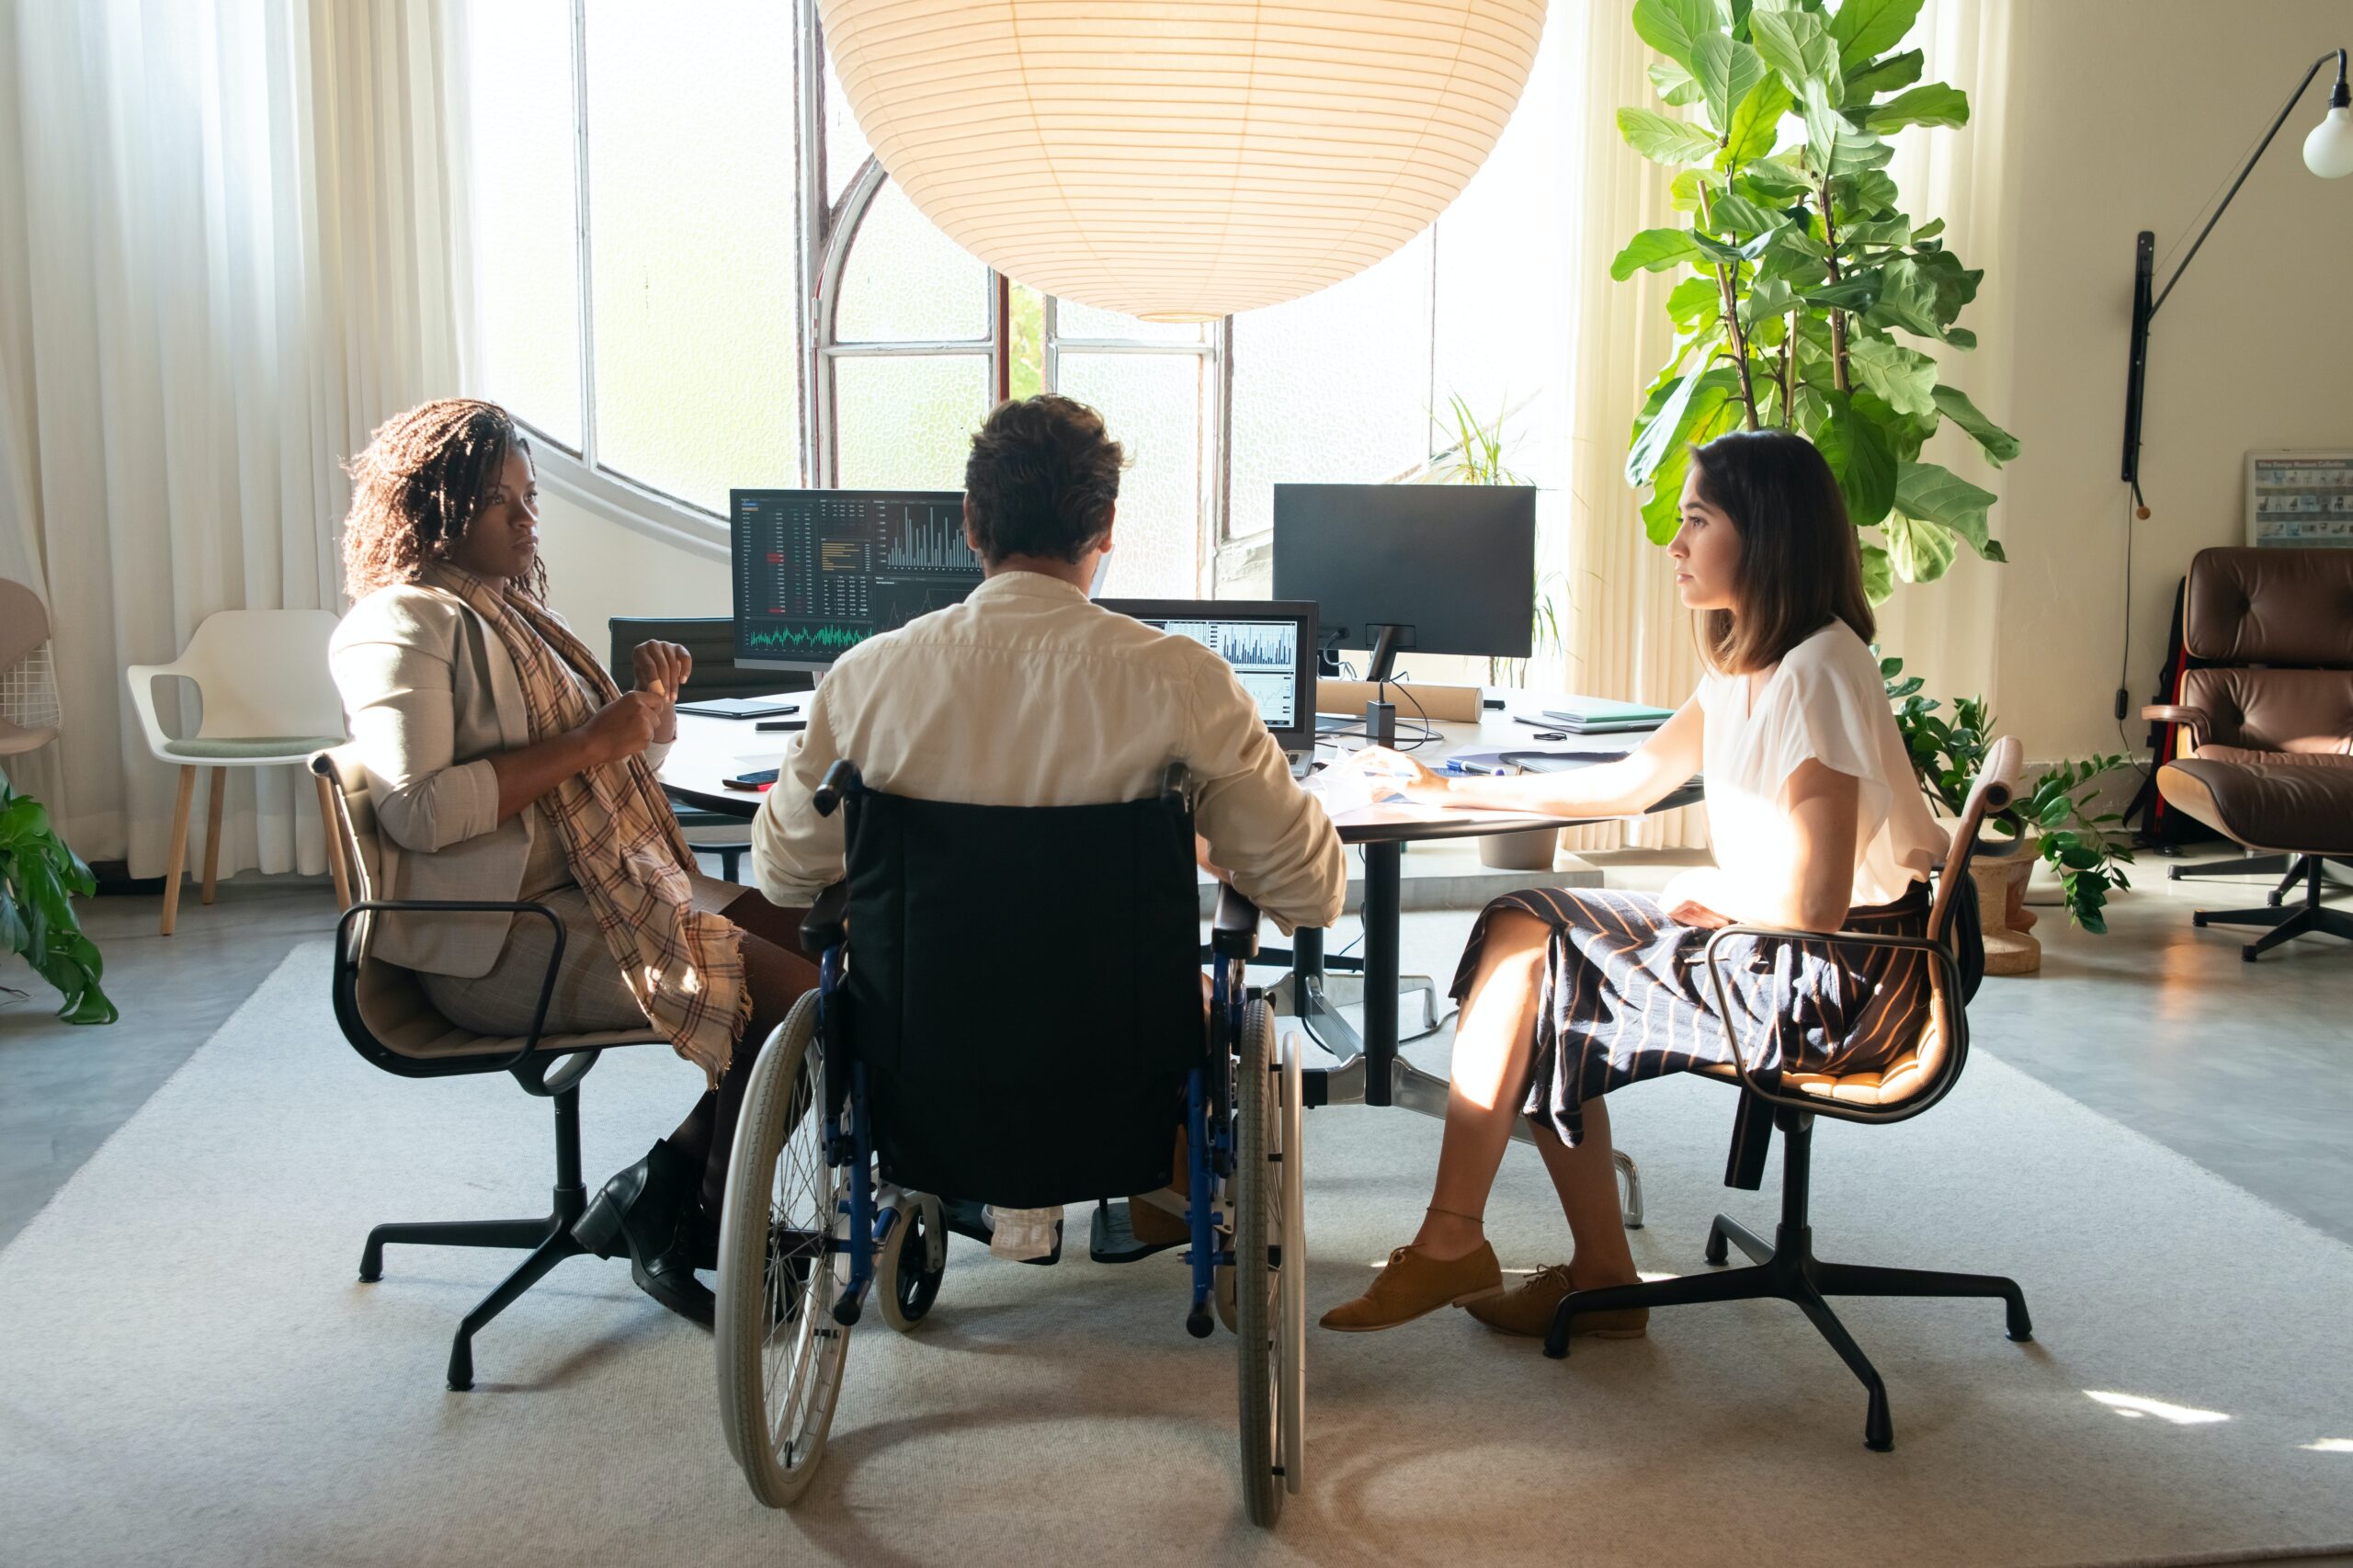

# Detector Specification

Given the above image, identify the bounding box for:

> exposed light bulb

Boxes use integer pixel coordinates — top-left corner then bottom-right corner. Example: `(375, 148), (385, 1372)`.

(2307, 105), (2353, 178)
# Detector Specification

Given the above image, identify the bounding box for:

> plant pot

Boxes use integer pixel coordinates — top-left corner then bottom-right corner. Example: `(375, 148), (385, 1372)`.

(1968, 852), (2040, 975)
(1477, 826), (1559, 871)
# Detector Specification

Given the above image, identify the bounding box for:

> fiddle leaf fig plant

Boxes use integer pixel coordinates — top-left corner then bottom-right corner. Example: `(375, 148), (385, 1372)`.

(0, 778), (118, 1024)
(1617, 0), (2018, 601)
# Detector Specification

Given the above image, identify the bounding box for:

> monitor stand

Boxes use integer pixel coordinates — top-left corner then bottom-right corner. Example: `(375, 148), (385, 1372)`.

(1361, 624), (1407, 687)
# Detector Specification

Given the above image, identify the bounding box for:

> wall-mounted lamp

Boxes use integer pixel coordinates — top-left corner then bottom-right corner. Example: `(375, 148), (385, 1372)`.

(2120, 48), (2350, 494)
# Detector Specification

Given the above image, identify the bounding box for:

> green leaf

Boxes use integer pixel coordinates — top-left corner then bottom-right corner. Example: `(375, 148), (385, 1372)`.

(1825, 0), (1923, 74)
(1847, 335), (1938, 416)
(1863, 82), (1970, 131)
(1649, 59), (1707, 107)
(1720, 76), (1794, 166)
(1702, 189), (1778, 236)
(1941, 325), (1976, 350)
(1666, 274), (1723, 331)
(1859, 540), (1894, 603)
(1692, 33), (1768, 134)
(1619, 107), (1724, 166)
(1627, 367), (1741, 487)
(1632, 0), (1728, 71)
(1799, 280), (1875, 315)
(1862, 256), (1942, 336)
(1800, 77), (1888, 176)
(1668, 166), (1723, 211)
(1895, 460), (2002, 560)
(1821, 393), (1897, 527)
(1639, 394), (1747, 544)
(1739, 275), (1795, 324)
(1845, 48), (1925, 101)
(1611, 227), (1708, 280)
(1928, 384), (2018, 466)
(1883, 510), (1959, 583)
(1739, 155), (1813, 198)
(1911, 217), (1945, 241)
(0, 795), (45, 849)
(1751, 7), (1837, 95)
(1841, 216), (1912, 247)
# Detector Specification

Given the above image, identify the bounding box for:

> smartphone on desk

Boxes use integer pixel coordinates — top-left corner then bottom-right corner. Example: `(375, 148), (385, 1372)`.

(723, 767), (779, 792)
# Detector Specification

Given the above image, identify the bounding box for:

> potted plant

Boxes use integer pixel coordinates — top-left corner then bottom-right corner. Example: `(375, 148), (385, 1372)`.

(1614, 0), (2017, 604)
(1882, 654), (2133, 971)
(0, 777), (117, 1023)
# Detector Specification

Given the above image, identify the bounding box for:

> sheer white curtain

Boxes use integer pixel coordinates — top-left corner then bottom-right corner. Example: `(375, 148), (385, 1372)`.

(0, 0), (462, 876)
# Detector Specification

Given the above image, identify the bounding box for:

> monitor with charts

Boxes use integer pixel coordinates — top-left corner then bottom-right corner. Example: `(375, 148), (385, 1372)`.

(1097, 598), (1318, 761)
(732, 489), (983, 672)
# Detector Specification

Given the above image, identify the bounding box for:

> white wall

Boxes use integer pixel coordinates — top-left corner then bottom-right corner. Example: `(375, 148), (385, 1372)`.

(534, 492), (730, 653)
(1987, 0), (2352, 762)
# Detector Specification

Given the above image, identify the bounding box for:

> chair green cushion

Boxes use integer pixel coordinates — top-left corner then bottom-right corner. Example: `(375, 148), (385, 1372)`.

(161, 735), (344, 760)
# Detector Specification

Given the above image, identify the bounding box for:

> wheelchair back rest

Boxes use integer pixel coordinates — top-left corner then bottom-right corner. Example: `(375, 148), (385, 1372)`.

(840, 788), (1208, 1085)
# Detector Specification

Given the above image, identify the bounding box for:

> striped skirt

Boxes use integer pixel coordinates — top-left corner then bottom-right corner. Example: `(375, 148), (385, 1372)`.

(1448, 881), (1933, 1146)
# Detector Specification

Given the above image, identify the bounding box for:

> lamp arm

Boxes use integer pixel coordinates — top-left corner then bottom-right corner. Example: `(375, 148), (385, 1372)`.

(2150, 49), (2347, 320)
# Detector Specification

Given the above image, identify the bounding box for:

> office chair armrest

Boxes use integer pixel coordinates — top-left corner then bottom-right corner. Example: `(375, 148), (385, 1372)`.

(2141, 703), (2210, 747)
(1211, 882), (1262, 960)
(1697, 923), (1968, 1125)
(800, 881), (849, 958)
(335, 898), (569, 1077)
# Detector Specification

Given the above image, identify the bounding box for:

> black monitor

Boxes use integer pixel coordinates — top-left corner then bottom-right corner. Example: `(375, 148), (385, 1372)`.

(1097, 598), (1318, 757)
(1271, 483), (1535, 682)
(732, 489), (984, 672)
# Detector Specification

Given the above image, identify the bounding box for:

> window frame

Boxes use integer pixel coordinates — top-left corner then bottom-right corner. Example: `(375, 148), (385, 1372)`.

(481, 0), (1238, 590)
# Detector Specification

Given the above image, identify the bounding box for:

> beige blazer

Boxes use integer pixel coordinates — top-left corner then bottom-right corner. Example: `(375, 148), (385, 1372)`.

(328, 584), (669, 977)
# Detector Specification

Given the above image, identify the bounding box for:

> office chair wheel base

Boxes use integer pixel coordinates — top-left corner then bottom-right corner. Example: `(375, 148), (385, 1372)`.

(716, 994), (849, 1507)
(876, 1194), (946, 1333)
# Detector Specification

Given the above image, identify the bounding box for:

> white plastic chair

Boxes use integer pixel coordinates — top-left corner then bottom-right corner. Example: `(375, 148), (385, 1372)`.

(125, 609), (347, 934)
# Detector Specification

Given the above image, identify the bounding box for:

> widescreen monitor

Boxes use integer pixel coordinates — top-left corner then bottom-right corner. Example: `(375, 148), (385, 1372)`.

(732, 489), (983, 672)
(1271, 483), (1535, 681)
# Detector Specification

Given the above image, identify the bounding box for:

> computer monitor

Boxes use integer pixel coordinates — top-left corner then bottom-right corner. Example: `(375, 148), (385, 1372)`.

(1097, 598), (1318, 759)
(1271, 483), (1535, 682)
(732, 489), (984, 672)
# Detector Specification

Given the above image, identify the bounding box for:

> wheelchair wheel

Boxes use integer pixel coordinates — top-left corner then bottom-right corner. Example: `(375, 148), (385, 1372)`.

(1232, 997), (1302, 1527)
(875, 1192), (947, 1333)
(715, 991), (852, 1507)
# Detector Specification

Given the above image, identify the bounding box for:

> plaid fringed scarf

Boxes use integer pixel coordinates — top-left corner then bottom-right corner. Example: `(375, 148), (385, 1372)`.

(437, 568), (750, 1085)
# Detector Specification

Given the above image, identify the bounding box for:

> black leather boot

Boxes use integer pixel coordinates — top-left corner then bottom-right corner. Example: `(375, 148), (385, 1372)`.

(574, 1138), (715, 1326)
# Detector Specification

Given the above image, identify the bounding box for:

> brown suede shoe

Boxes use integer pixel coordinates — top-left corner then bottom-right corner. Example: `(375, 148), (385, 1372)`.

(1463, 1263), (1649, 1340)
(1319, 1242), (1504, 1332)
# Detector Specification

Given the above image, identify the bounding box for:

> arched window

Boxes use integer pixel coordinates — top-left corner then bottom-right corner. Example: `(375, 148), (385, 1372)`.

(458, 0), (1566, 603)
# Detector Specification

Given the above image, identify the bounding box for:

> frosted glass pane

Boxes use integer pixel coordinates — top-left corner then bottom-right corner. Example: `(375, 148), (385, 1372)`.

(836, 179), (988, 343)
(462, 0), (581, 449)
(822, 43), (873, 207)
(584, 1), (800, 513)
(1054, 301), (1207, 346)
(835, 356), (989, 489)
(1008, 283), (1046, 401)
(1433, 17), (1565, 487)
(1055, 354), (1204, 597)
(1229, 233), (1435, 540)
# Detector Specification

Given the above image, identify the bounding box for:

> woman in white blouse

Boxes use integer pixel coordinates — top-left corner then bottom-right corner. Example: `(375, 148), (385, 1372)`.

(1321, 428), (1948, 1336)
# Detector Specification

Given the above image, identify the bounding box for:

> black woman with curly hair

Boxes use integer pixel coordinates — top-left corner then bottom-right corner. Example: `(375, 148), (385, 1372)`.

(330, 397), (817, 1326)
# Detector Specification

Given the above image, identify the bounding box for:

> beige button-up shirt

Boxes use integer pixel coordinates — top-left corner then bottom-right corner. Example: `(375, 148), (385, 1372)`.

(752, 572), (1346, 935)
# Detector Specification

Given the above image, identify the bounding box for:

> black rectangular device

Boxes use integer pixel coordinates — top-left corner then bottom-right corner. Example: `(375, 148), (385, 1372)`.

(1271, 482), (1536, 681)
(732, 489), (983, 672)
(1097, 597), (1318, 759)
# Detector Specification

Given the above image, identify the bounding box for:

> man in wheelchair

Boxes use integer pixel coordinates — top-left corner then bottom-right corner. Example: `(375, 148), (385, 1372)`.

(749, 394), (1347, 1260)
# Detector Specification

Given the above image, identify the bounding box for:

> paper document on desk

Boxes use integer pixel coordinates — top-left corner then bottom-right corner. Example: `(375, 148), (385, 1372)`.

(1302, 766), (1405, 819)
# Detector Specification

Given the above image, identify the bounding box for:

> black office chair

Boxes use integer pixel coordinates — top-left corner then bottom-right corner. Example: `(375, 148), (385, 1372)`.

(1544, 738), (2034, 1452)
(607, 617), (807, 881)
(311, 747), (669, 1391)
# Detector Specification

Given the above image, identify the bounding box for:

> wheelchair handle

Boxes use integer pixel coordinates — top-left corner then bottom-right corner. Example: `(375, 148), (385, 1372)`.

(1211, 882), (1262, 960)
(813, 758), (864, 817)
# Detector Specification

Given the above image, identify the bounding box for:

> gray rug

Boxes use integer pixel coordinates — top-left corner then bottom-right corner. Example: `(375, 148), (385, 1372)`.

(3, 943), (2349, 1568)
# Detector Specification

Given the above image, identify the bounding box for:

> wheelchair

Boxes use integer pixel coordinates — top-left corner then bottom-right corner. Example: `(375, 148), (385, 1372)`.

(712, 759), (1308, 1526)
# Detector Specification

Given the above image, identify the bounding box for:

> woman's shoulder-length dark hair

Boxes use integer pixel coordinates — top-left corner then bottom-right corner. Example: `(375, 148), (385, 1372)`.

(1688, 427), (1874, 675)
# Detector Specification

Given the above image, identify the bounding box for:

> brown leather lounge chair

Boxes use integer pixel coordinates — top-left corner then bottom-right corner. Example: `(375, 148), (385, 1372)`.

(2146, 547), (2353, 961)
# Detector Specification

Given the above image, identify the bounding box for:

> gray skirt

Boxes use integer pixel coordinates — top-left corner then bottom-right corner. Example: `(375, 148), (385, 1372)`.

(1449, 881), (1934, 1146)
(419, 875), (747, 1036)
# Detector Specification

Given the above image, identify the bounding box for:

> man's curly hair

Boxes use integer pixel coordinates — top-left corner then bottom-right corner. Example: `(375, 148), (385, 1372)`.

(341, 398), (543, 602)
(961, 394), (1127, 564)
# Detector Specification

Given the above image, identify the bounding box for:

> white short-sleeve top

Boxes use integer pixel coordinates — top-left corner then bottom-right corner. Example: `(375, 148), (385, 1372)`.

(1697, 620), (1947, 910)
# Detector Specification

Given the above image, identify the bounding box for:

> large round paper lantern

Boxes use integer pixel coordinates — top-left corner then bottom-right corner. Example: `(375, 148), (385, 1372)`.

(820, 0), (1548, 321)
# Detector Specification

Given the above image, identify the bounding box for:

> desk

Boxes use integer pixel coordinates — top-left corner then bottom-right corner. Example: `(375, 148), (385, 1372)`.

(660, 697), (1700, 1127)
